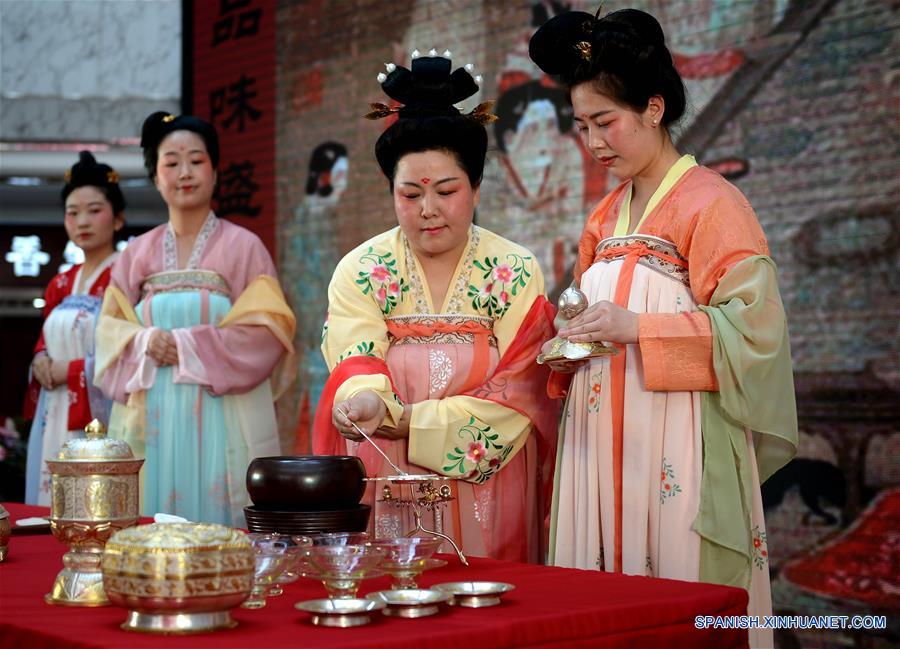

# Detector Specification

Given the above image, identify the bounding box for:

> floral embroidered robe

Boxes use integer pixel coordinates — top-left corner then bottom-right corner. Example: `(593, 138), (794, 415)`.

(314, 225), (558, 563)
(94, 214), (295, 525)
(549, 156), (798, 649)
(24, 255), (117, 505)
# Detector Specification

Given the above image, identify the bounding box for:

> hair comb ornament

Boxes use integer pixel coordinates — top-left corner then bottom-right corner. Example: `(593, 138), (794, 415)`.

(574, 41), (592, 61)
(364, 49), (496, 125)
(162, 114), (176, 123)
(106, 170), (120, 184)
(64, 169), (72, 182)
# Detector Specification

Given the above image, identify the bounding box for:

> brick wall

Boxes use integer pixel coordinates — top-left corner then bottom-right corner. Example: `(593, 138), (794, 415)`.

(274, 3), (898, 644)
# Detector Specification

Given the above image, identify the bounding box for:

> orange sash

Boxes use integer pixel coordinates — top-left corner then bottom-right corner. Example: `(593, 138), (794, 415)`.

(595, 242), (688, 573)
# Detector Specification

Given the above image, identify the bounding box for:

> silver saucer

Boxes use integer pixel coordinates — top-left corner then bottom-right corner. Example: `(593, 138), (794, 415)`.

(294, 598), (385, 627)
(366, 588), (449, 618)
(433, 581), (515, 608)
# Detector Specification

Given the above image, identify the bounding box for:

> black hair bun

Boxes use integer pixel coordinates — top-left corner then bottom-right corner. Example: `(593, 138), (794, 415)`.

(529, 8), (685, 124)
(381, 56), (479, 118)
(76, 150), (98, 167)
(139, 111), (173, 149)
(528, 10), (596, 77)
(530, 9), (671, 82)
(61, 150), (126, 214)
(602, 9), (666, 50)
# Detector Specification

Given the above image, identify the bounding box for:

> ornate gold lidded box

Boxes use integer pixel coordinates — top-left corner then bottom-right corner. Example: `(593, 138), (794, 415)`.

(102, 523), (254, 634)
(45, 419), (143, 606)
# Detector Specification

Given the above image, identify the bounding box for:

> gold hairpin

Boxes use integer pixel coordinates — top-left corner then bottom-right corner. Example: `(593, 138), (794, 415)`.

(363, 102), (400, 120)
(575, 41), (592, 61)
(64, 169), (72, 182)
(162, 114), (176, 123)
(107, 170), (120, 184)
(468, 100), (498, 125)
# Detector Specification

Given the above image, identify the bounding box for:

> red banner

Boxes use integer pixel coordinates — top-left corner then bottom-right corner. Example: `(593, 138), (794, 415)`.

(190, 0), (276, 256)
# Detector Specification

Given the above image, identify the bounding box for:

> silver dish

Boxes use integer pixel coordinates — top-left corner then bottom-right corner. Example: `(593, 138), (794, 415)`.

(366, 589), (449, 618)
(295, 597), (384, 627)
(433, 581), (515, 608)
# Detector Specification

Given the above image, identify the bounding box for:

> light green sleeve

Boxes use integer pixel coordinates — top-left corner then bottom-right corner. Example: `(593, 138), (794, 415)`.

(694, 254), (798, 589)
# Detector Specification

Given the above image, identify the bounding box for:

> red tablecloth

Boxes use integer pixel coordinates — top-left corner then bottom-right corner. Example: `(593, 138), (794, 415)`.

(0, 503), (748, 648)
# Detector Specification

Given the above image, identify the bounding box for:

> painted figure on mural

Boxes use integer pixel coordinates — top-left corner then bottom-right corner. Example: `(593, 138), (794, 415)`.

(24, 151), (124, 506)
(480, 1), (608, 290)
(281, 142), (349, 451)
(530, 9), (797, 648)
(492, 79), (583, 225)
(95, 112), (296, 526)
(313, 53), (559, 563)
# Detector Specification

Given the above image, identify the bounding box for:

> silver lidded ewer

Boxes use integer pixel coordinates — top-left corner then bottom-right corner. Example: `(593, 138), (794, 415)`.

(557, 286), (589, 319)
(537, 287), (614, 363)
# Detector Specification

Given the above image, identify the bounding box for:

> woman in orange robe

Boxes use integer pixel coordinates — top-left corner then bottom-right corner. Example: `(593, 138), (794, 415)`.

(530, 10), (797, 647)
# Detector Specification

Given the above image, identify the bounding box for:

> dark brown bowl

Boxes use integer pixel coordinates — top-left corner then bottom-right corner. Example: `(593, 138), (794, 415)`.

(246, 455), (366, 511)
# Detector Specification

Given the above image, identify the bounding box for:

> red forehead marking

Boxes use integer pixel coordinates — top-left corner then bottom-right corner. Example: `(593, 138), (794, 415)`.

(421, 177), (431, 184)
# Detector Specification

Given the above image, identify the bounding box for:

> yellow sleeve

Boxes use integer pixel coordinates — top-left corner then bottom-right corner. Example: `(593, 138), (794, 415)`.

(408, 243), (545, 483)
(321, 243), (404, 427)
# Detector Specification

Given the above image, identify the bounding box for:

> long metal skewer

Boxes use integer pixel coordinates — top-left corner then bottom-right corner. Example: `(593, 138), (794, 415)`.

(337, 408), (408, 476)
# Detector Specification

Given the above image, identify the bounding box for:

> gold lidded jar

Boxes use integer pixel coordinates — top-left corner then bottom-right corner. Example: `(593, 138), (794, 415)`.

(45, 419), (144, 606)
(102, 522), (254, 633)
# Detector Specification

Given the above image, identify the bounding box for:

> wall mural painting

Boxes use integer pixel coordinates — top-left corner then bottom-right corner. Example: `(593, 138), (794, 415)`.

(278, 142), (349, 454)
(481, 2), (606, 291)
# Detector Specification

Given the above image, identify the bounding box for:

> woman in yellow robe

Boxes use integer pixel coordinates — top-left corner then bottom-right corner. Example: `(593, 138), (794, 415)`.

(314, 53), (558, 563)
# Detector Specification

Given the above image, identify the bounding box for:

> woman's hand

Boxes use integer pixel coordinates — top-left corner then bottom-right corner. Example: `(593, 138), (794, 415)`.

(333, 391), (387, 441)
(374, 405), (411, 440)
(32, 353), (54, 389)
(49, 360), (68, 388)
(540, 338), (587, 374)
(558, 300), (639, 345)
(147, 329), (178, 366)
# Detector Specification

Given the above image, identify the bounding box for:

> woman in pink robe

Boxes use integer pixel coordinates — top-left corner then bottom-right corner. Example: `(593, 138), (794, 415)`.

(95, 112), (295, 525)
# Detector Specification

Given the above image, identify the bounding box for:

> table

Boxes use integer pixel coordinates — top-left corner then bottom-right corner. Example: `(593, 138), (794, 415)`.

(0, 503), (749, 648)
